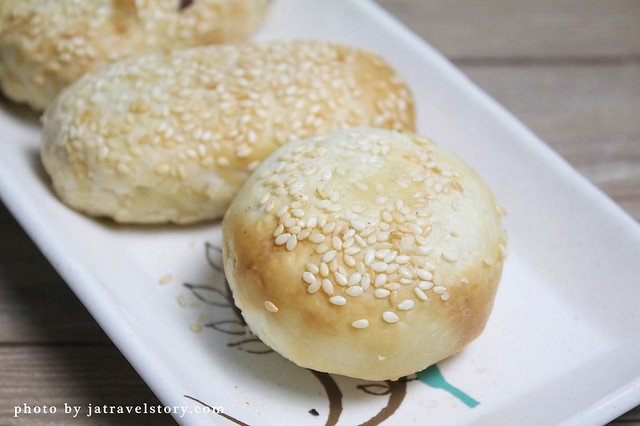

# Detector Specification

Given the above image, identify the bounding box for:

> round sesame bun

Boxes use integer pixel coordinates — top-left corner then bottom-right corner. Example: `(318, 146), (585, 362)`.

(222, 127), (507, 381)
(40, 40), (414, 224)
(0, 0), (273, 110)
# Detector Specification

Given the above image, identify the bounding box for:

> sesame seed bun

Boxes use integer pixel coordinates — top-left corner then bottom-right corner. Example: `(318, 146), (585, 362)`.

(40, 40), (414, 224)
(0, 0), (273, 110)
(222, 127), (507, 381)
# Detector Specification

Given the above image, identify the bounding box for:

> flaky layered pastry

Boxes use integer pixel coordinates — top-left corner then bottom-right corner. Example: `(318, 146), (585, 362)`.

(0, 0), (272, 109)
(41, 40), (414, 224)
(223, 128), (507, 380)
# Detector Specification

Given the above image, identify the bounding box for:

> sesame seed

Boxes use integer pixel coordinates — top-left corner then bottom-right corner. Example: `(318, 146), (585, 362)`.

(264, 301), (279, 313)
(329, 296), (347, 306)
(361, 273), (371, 289)
(319, 262), (330, 277)
(397, 299), (415, 310)
(375, 289), (390, 298)
(414, 288), (429, 301)
(322, 279), (334, 295)
(371, 262), (388, 272)
(286, 234), (298, 251)
(274, 233), (291, 245)
(351, 319), (370, 329)
(374, 274), (388, 287)
(433, 286), (447, 295)
(351, 220), (366, 231)
(416, 269), (433, 281)
(418, 281), (433, 290)
(309, 233), (326, 244)
(354, 234), (367, 248)
(302, 271), (317, 285)
(398, 267), (413, 279)
(332, 236), (342, 251)
(384, 252), (398, 263)
(306, 263), (320, 274)
(451, 180), (464, 192)
(441, 292), (450, 301)
(289, 226), (304, 236)
(344, 255), (356, 267)
(376, 249), (390, 259)
(348, 273), (362, 286)
(346, 286), (363, 297)
(322, 222), (336, 234)
(322, 250), (337, 263)
(297, 228), (311, 240)
(344, 246), (360, 256)
(276, 206), (289, 218)
(316, 242), (330, 254)
(334, 272), (348, 286)
(273, 224), (285, 237)
(307, 281), (321, 293)
(395, 255), (411, 264)
(317, 199), (331, 209)
(382, 311), (399, 324)
(387, 263), (399, 274)
(384, 283), (401, 291)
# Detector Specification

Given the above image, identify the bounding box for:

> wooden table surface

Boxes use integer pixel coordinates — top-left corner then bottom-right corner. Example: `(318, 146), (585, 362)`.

(1, 1), (639, 424)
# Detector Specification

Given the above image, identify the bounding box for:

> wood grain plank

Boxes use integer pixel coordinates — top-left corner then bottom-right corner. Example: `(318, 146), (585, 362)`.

(376, 0), (640, 60)
(0, 346), (177, 425)
(0, 203), (110, 343)
(459, 63), (640, 221)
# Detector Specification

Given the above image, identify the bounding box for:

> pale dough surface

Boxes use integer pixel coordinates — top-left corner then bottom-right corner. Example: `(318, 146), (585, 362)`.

(41, 41), (414, 224)
(223, 127), (507, 380)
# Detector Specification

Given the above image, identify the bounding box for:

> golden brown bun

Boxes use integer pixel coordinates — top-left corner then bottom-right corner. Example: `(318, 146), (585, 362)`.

(222, 127), (507, 380)
(41, 40), (414, 224)
(0, 0), (272, 109)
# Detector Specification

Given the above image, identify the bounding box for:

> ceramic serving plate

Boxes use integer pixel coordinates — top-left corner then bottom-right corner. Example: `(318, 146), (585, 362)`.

(1, 0), (639, 424)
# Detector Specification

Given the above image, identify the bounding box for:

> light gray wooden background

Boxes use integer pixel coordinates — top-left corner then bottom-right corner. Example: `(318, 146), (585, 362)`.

(1, 0), (638, 424)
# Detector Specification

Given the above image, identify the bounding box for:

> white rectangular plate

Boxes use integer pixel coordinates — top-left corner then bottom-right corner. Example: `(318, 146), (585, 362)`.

(1, 0), (640, 425)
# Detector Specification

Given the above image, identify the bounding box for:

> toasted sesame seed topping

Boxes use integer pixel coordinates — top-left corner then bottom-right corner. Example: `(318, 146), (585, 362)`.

(307, 281), (322, 294)
(286, 234), (298, 251)
(264, 301), (279, 313)
(321, 279), (335, 295)
(334, 272), (348, 286)
(414, 287), (429, 301)
(329, 296), (347, 306)
(252, 127), (504, 331)
(397, 299), (415, 310)
(302, 272), (317, 285)
(351, 319), (370, 329)
(274, 233), (291, 246)
(371, 262), (388, 272)
(433, 286), (447, 295)
(345, 286), (364, 297)
(382, 311), (400, 324)
(375, 288), (391, 298)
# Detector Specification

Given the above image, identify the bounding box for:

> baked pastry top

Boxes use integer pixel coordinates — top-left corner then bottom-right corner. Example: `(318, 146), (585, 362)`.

(0, 0), (272, 109)
(222, 127), (507, 380)
(41, 40), (414, 224)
